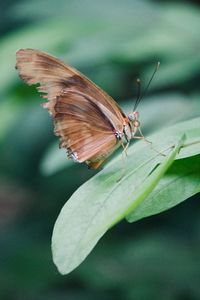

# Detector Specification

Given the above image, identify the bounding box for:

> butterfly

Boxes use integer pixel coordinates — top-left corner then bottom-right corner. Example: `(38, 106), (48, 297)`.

(16, 49), (141, 169)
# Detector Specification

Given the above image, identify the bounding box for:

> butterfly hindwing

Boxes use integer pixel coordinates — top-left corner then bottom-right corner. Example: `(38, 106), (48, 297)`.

(54, 91), (118, 166)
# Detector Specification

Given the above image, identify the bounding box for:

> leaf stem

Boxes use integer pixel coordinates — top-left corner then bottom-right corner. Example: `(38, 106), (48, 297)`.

(181, 139), (200, 149)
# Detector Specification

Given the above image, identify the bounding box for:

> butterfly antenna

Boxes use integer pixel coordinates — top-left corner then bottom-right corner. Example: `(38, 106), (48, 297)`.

(133, 78), (141, 112)
(133, 61), (160, 111)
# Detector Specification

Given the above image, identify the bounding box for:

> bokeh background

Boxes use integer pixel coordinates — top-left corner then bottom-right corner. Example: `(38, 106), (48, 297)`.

(0, 0), (200, 299)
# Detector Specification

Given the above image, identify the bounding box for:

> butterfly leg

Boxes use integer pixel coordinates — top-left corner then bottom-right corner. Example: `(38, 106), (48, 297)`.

(121, 142), (129, 170)
(121, 142), (130, 156)
(135, 127), (166, 157)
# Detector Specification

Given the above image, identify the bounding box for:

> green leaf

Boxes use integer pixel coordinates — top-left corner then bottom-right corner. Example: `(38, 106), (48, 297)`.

(52, 117), (200, 274)
(126, 155), (200, 223)
(52, 134), (185, 274)
(129, 117), (200, 161)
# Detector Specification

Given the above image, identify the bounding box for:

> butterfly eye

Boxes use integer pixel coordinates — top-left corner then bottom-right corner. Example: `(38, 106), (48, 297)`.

(134, 120), (140, 128)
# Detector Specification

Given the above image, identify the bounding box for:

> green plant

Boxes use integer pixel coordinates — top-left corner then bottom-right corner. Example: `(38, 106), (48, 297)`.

(52, 117), (200, 274)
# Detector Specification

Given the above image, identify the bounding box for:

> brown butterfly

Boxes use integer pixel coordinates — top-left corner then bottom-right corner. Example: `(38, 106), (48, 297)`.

(15, 49), (141, 169)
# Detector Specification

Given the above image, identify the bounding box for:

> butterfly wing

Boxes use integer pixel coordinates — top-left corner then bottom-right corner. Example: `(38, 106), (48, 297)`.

(54, 91), (120, 168)
(16, 49), (126, 121)
(16, 49), (126, 168)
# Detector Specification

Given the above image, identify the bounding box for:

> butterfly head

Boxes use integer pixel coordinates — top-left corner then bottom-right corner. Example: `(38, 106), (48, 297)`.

(128, 111), (140, 132)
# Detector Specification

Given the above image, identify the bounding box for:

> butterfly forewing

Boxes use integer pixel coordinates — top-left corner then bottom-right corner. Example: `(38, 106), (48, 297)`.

(16, 49), (127, 168)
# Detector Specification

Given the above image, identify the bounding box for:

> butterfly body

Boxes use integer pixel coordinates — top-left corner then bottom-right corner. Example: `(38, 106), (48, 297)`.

(16, 49), (139, 169)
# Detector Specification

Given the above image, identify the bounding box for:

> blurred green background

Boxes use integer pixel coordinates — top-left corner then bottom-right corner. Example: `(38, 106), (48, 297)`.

(0, 0), (200, 299)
